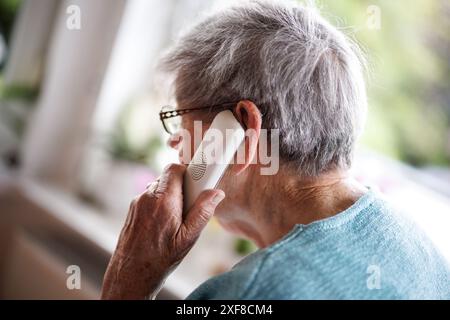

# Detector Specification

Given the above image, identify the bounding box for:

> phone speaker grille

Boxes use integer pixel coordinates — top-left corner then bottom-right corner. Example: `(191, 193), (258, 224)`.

(188, 150), (207, 181)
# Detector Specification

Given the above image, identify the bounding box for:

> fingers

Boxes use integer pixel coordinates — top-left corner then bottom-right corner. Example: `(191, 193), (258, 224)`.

(146, 179), (159, 193)
(139, 164), (224, 245)
(145, 163), (185, 197)
(181, 189), (225, 240)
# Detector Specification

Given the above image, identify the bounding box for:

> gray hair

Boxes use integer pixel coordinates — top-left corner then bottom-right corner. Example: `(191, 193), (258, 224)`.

(160, 0), (367, 176)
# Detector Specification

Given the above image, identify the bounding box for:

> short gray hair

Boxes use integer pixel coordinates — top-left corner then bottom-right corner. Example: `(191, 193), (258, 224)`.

(161, 0), (367, 176)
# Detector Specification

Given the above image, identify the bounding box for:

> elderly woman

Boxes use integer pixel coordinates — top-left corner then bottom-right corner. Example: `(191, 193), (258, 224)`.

(101, 1), (450, 299)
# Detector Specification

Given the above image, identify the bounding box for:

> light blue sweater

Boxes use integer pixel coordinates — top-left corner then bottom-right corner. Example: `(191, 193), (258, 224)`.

(187, 190), (450, 299)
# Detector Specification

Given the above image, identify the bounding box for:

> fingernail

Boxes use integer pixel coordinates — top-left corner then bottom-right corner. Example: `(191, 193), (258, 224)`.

(212, 191), (225, 205)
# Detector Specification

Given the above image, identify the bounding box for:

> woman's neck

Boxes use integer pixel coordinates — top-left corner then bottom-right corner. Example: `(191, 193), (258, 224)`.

(221, 167), (368, 248)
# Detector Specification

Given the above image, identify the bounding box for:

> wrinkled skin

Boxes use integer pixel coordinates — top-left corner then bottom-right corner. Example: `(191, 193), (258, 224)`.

(101, 163), (225, 299)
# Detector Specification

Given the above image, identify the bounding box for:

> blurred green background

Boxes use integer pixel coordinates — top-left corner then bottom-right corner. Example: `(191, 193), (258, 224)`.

(0, 0), (449, 169)
(320, 0), (450, 167)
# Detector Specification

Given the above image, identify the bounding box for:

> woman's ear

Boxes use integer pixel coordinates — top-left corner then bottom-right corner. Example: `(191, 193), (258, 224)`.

(233, 100), (262, 174)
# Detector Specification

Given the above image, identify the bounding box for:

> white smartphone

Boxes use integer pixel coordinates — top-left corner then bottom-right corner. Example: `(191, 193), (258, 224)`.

(183, 110), (245, 213)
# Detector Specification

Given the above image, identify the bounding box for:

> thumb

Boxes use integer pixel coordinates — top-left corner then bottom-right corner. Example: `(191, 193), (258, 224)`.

(182, 189), (225, 238)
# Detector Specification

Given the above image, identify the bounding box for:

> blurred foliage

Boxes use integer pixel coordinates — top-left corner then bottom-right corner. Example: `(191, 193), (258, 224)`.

(0, 79), (38, 102)
(108, 125), (162, 164)
(316, 0), (450, 167)
(234, 238), (257, 256)
(0, 76), (37, 136)
(107, 102), (163, 166)
(0, 0), (22, 44)
(0, 75), (37, 168)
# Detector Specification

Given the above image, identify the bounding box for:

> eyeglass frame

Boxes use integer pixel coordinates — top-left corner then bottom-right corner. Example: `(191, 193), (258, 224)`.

(159, 101), (242, 135)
